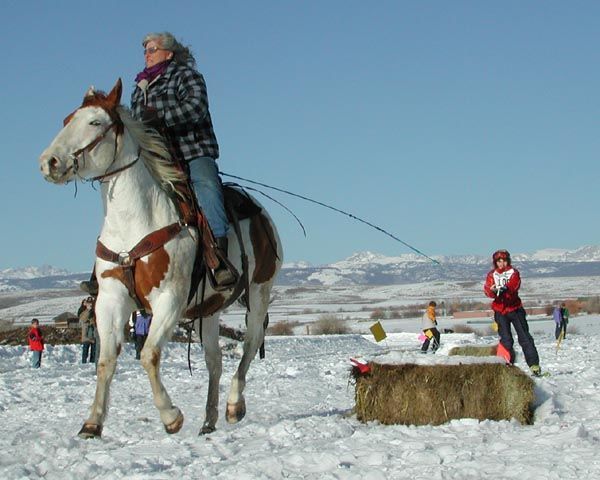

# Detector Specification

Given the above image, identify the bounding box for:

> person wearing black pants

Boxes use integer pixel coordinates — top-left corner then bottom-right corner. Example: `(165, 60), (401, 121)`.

(484, 249), (542, 376)
(494, 307), (539, 366)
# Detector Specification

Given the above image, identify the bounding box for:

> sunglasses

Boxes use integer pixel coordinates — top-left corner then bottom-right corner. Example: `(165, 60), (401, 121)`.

(144, 46), (165, 55)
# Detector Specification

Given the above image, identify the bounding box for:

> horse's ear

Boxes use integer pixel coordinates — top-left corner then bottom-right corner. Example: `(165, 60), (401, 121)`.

(84, 86), (95, 99)
(106, 78), (123, 107)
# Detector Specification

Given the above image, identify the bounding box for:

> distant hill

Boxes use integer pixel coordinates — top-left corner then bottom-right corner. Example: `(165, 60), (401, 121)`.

(2, 246), (600, 291)
(277, 246), (600, 286)
(0, 272), (89, 292)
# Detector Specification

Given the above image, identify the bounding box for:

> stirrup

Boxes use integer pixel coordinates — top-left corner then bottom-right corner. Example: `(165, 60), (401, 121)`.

(215, 265), (236, 287)
(208, 261), (239, 291)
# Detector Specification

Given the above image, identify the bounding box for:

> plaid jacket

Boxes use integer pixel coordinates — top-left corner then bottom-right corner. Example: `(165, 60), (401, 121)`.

(131, 61), (219, 161)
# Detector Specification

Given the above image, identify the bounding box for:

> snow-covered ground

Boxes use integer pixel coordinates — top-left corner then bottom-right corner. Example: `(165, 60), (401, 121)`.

(1, 282), (600, 479)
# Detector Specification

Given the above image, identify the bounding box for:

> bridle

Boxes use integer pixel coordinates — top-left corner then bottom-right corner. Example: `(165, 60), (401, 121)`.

(68, 116), (139, 183)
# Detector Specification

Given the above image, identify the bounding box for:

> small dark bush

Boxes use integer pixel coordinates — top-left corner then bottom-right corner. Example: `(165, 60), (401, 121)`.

(370, 308), (385, 320)
(451, 324), (479, 335)
(312, 314), (350, 335)
(584, 297), (600, 314)
(402, 308), (422, 318)
(267, 322), (295, 336)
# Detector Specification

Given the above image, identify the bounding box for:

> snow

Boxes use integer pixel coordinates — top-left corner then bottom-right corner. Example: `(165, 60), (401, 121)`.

(1, 284), (600, 478)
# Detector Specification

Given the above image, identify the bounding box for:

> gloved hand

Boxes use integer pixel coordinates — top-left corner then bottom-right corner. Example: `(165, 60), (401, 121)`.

(142, 107), (165, 132)
(497, 286), (508, 295)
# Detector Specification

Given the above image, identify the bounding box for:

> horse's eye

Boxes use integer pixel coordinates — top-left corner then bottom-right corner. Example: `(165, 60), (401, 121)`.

(89, 120), (102, 126)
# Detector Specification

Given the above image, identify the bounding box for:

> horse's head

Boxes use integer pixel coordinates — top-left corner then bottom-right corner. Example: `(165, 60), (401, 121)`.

(39, 79), (124, 184)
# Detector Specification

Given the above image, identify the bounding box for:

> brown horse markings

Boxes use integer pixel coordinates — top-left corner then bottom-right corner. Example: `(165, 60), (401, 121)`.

(100, 246), (170, 310)
(63, 81), (125, 133)
(250, 212), (278, 284)
(135, 248), (170, 308)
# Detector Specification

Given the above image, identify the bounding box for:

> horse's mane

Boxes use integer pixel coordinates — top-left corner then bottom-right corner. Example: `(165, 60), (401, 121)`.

(116, 106), (187, 197)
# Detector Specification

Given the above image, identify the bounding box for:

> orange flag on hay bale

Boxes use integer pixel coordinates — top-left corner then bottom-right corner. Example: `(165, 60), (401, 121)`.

(496, 343), (511, 364)
(370, 321), (387, 342)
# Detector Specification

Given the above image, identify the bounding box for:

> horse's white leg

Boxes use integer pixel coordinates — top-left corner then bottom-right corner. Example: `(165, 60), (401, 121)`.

(199, 314), (222, 434)
(79, 297), (130, 439)
(139, 296), (184, 434)
(226, 283), (271, 424)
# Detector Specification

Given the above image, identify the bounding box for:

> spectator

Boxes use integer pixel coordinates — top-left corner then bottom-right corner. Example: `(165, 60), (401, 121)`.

(484, 249), (542, 376)
(559, 302), (569, 340)
(28, 318), (44, 368)
(78, 297), (97, 364)
(421, 301), (440, 353)
(133, 310), (152, 360)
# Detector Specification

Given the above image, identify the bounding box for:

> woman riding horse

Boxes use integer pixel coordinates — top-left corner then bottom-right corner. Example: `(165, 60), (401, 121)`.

(39, 79), (282, 438)
(81, 31), (234, 294)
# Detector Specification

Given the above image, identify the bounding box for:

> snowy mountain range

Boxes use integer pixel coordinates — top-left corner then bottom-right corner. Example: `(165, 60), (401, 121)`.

(2, 246), (600, 291)
(277, 246), (600, 286)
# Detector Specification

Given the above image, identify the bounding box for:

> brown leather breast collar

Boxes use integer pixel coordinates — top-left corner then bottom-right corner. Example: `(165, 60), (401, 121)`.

(96, 222), (185, 307)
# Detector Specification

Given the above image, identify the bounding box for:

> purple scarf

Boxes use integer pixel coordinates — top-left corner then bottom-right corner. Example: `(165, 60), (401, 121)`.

(135, 60), (171, 84)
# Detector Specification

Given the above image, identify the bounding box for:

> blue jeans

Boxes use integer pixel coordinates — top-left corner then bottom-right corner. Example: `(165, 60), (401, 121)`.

(188, 157), (229, 238)
(31, 350), (42, 368)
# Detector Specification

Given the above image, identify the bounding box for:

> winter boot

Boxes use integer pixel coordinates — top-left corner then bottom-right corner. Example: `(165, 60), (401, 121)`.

(80, 270), (98, 295)
(213, 237), (236, 288)
(530, 365), (542, 377)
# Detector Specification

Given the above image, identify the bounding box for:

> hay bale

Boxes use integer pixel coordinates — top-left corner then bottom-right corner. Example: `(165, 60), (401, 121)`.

(352, 362), (534, 426)
(448, 345), (498, 357)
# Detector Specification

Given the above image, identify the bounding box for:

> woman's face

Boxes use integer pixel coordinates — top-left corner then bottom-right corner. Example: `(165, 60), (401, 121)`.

(144, 39), (173, 68)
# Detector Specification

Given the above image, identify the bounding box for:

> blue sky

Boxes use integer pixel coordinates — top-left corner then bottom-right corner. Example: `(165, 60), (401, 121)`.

(2, 1), (598, 271)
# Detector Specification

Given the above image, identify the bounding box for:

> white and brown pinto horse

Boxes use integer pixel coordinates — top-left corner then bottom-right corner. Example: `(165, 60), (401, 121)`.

(39, 79), (282, 438)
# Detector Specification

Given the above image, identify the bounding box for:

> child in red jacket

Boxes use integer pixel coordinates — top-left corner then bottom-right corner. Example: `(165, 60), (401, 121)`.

(28, 318), (44, 368)
(484, 250), (542, 376)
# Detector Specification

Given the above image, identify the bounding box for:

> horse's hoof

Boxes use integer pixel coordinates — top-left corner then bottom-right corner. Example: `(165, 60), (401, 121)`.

(199, 424), (216, 435)
(226, 401), (246, 424)
(164, 412), (184, 434)
(78, 423), (102, 439)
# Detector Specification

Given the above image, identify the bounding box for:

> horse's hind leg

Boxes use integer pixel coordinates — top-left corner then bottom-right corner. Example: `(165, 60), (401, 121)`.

(140, 301), (184, 434)
(198, 314), (222, 434)
(226, 284), (270, 424)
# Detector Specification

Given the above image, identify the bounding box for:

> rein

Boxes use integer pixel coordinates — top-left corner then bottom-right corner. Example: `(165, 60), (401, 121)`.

(90, 148), (140, 183)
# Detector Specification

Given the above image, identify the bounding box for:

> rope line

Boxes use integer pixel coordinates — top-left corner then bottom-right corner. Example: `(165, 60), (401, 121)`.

(221, 172), (439, 265)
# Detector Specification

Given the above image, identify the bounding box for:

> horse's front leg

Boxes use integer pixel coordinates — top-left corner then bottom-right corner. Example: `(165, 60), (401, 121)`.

(140, 296), (184, 434)
(198, 314), (222, 434)
(79, 296), (130, 439)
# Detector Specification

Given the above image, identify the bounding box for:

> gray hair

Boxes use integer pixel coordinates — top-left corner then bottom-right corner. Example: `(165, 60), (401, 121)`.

(142, 32), (196, 67)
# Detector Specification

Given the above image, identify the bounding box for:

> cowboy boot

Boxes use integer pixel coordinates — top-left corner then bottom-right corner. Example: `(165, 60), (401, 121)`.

(214, 237), (236, 288)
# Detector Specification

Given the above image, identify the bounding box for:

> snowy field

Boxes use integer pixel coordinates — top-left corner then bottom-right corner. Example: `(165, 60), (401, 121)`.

(1, 280), (600, 479)
(1, 329), (600, 479)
